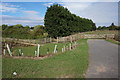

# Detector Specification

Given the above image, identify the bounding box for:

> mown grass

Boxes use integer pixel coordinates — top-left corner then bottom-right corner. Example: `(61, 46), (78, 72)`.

(2, 39), (89, 78)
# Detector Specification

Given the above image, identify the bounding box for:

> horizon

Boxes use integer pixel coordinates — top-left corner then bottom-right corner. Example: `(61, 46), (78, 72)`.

(1, 1), (119, 27)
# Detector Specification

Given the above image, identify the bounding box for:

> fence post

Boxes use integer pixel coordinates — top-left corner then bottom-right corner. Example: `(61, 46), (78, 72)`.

(6, 44), (12, 56)
(19, 49), (23, 56)
(50, 37), (52, 43)
(70, 36), (72, 43)
(3, 49), (6, 55)
(62, 48), (64, 52)
(64, 37), (65, 43)
(37, 44), (40, 57)
(57, 37), (59, 43)
(54, 45), (57, 53)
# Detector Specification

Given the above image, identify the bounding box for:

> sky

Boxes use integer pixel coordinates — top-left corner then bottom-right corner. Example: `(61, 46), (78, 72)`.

(0, 0), (119, 27)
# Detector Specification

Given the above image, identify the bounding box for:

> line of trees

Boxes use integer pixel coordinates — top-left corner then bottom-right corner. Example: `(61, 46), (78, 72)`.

(97, 23), (120, 30)
(44, 4), (96, 38)
(1, 24), (47, 39)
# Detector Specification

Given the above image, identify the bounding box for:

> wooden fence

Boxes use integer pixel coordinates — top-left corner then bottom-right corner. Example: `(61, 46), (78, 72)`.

(114, 34), (120, 42)
(2, 33), (117, 45)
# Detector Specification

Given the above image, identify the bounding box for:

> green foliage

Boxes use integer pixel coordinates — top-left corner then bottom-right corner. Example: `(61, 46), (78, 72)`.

(2, 24), (31, 39)
(32, 25), (46, 39)
(97, 26), (108, 30)
(97, 23), (120, 30)
(44, 4), (96, 38)
(2, 24), (47, 39)
(109, 25), (120, 30)
(2, 24), (8, 30)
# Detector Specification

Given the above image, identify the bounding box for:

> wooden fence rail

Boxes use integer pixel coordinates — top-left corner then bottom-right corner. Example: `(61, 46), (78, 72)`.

(2, 33), (117, 45)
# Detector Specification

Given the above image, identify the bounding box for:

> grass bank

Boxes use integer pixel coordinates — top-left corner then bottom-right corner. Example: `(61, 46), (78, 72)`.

(3, 39), (89, 78)
(106, 39), (120, 45)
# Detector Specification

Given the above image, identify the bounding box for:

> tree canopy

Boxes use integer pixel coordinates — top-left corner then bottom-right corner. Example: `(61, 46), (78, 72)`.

(44, 4), (96, 38)
(2, 24), (47, 39)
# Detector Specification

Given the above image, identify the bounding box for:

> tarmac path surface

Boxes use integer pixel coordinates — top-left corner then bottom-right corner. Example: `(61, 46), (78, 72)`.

(86, 39), (119, 78)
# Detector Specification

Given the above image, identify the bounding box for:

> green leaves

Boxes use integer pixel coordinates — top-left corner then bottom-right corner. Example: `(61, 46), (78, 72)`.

(2, 24), (46, 39)
(44, 4), (96, 38)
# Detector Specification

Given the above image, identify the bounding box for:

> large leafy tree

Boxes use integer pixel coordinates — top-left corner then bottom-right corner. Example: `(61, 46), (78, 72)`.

(44, 4), (96, 38)
(44, 4), (72, 38)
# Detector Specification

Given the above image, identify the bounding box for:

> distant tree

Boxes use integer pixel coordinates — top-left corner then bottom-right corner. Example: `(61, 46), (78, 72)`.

(32, 25), (45, 39)
(97, 26), (108, 30)
(109, 23), (117, 30)
(2, 24), (31, 39)
(30, 27), (34, 30)
(2, 24), (8, 30)
(24, 25), (30, 28)
(97, 26), (102, 30)
(111, 23), (115, 26)
(13, 24), (23, 28)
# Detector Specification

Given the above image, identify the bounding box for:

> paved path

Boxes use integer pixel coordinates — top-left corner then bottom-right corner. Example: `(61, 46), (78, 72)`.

(86, 39), (119, 78)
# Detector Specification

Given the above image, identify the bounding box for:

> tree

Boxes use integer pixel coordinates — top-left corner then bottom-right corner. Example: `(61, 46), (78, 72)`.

(32, 25), (45, 39)
(109, 23), (117, 30)
(44, 4), (96, 38)
(2, 24), (8, 30)
(111, 23), (115, 26)
(2, 24), (31, 39)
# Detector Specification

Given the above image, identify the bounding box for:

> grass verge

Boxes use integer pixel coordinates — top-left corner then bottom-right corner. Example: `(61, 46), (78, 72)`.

(106, 39), (120, 45)
(2, 39), (89, 78)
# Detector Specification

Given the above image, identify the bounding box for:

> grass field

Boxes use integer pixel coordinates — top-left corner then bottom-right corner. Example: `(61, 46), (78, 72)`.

(2, 39), (88, 78)
(12, 42), (71, 56)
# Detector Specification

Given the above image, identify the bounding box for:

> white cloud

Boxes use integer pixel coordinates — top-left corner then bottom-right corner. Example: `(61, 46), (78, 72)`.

(24, 11), (38, 14)
(1, 15), (44, 26)
(78, 2), (118, 27)
(1, 2), (118, 27)
(1, 3), (44, 26)
(23, 10), (40, 19)
(62, 2), (92, 14)
(1, 3), (19, 12)
(43, 2), (54, 7)
(59, 2), (118, 27)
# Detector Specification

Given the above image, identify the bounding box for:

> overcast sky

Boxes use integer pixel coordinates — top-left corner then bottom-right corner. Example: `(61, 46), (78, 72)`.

(1, 0), (119, 27)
